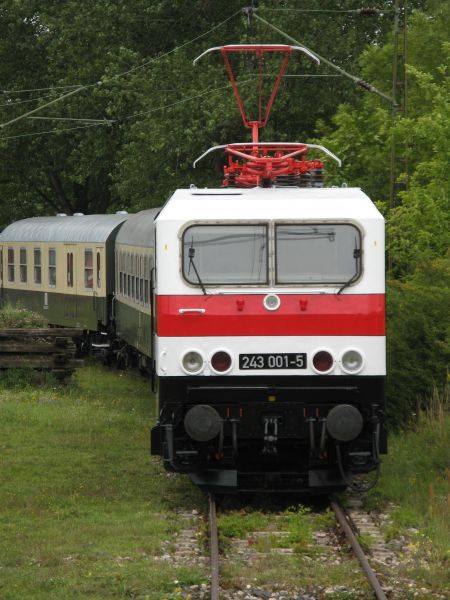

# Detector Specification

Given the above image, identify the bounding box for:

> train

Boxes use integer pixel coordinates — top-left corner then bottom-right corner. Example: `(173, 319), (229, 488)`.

(0, 45), (386, 494)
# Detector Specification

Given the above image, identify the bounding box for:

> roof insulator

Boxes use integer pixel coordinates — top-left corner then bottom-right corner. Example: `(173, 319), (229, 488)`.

(356, 79), (374, 92)
(356, 8), (380, 16)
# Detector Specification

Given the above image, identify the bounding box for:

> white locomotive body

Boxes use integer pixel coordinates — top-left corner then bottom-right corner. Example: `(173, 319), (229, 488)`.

(151, 186), (386, 492)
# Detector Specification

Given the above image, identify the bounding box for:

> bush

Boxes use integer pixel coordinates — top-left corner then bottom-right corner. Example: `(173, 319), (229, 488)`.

(0, 303), (47, 328)
(386, 257), (450, 427)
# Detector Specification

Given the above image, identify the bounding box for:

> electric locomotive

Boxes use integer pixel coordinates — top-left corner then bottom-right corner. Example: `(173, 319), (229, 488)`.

(150, 45), (386, 493)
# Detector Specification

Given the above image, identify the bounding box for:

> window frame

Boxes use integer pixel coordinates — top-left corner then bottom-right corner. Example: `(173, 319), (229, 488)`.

(48, 248), (56, 287)
(7, 247), (15, 283)
(84, 248), (94, 290)
(181, 223), (269, 287)
(67, 252), (74, 288)
(96, 251), (101, 289)
(33, 247), (42, 285)
(19, 247), (27, 284)
(180, 220), (363, 288)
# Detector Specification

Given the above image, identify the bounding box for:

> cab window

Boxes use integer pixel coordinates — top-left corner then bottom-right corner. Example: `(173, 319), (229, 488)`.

(182, 224), (268, 285)
(275, 224), (361, 284)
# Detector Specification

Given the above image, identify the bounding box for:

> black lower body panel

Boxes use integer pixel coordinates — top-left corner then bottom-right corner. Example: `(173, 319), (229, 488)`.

(151, 375), (386, 494)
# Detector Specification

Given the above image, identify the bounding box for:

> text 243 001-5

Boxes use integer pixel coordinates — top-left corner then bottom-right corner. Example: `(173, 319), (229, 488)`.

(239, 353), (307, 370)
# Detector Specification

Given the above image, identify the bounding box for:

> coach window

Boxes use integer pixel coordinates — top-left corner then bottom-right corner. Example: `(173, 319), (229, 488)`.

(49, 248), (56, 287)
(129, 253), (133, 300)
(182, 224), (268, 285)
(7, 247), (14, 282)
(127, 253), (131, 297)
(19, 248), (27, 283)
(84, 250), (93, 289)
(33, 248), (42, 285)
(275, 224), (362, 284)
(96, 251), (101, 288)
(118, 252), (123, 295)
(144, 256), (149, 305)
(67, 252), (74, 288)
(139, 256), (144, 303)
(121, 251), (125, 295)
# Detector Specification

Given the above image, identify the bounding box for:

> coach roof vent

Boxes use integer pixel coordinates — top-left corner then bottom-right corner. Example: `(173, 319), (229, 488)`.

(115, 210), (128, 215)
(56, 213), (67, 217)
(73, 212), (84, 216)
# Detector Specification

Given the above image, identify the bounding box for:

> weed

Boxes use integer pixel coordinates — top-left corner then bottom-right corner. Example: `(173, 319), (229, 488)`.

(0, 302), (47, 328)
(356, 533), (375, 553)
(218, 510), (267, 539)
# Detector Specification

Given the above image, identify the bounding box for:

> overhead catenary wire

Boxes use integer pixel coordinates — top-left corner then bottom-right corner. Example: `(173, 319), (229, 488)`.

(14, 75), (339, 126)
(28, 116), (114, 123)
(0, 79), (254, 141)
(261, 8), (393, 14)
(250, 11), (396, 106)
(0, 9), (242, 96)
(0, 92), (68, 107)
(0, 86), (86, 129)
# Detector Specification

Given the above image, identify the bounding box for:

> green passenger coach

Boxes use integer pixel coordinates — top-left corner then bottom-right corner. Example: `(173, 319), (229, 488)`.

(114, 208), (159, 367)
(0, 214), (129, 330)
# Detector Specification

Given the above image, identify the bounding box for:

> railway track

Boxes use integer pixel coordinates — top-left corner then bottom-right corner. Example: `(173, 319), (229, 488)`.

(207, 494), (389, 600)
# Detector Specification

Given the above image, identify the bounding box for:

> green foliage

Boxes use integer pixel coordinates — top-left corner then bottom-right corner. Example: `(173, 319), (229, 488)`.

(0, 367), (58, 389)
(0, 303), (47, 328)
(386, 258), (450, 425)
(0, 0), (404, 220)
(366, 390), (449, 582)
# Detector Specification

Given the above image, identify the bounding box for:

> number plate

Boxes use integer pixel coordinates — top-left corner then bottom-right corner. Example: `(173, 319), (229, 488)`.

(239, 353), (307, 370)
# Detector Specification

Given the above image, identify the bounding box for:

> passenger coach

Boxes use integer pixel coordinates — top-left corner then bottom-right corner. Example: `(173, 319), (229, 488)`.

(0, 214), (128, 330)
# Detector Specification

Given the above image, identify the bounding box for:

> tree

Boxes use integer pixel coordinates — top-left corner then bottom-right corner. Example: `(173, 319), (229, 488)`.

(0, 1), (420, 220)
(319, 1), (450, 276)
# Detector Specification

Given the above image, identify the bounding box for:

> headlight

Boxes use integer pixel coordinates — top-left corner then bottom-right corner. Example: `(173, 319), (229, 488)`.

(181, 350), (204, 374)
(263, 294), (280, 311)
(210, 350), (232, 374)
(341, 349), (364, 374)
(312, 350), (335, 374)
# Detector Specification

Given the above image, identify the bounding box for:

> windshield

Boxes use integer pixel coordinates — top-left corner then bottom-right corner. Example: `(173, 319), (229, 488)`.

(276, 224), (361, 284)
(182, 224), (268, 285)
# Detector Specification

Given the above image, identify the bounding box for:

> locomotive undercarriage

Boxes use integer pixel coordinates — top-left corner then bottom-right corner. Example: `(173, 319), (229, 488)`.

(151, 376), (386, 494)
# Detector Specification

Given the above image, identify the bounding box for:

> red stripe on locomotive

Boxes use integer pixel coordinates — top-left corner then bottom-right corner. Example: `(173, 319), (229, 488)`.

(156, 294), (385, 337)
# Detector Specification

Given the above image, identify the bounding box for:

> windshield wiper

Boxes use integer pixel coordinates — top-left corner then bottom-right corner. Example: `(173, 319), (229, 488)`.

(188, 246), (207, 295)
(337, 271), (359, 295)
(337, 243), (361, 295)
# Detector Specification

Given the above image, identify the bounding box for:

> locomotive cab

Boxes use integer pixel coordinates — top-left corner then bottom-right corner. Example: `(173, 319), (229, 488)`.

(151, 186), (386, 493)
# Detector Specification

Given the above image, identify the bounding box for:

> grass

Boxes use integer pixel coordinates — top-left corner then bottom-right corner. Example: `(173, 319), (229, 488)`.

(1, 359), (448, 598)
(0, 364), (205, 599)
(364, 387), (450, 592)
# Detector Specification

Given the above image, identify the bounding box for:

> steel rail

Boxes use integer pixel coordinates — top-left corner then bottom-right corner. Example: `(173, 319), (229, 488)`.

(208, 494), (220, 600)
(331, 501), (388, 600)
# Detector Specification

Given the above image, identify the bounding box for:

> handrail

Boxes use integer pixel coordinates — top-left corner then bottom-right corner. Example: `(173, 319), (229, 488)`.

(193, 44), (320, 66)
(193, 143), (341, 168)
